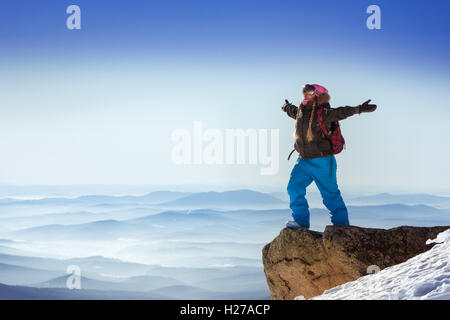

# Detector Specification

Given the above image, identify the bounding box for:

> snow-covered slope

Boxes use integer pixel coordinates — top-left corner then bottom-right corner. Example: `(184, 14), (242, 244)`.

(311, 229), (450, 300)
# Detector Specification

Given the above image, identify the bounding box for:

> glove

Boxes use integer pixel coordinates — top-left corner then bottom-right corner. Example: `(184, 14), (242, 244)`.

(282, 99), (294, 112)
(356, 99), (377, 114)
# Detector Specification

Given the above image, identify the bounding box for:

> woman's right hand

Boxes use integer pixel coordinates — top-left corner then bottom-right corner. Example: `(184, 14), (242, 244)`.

(282, 99), (291, 111)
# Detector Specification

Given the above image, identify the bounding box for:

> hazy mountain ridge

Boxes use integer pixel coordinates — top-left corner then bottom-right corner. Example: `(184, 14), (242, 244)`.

(0, 191), (191, 207)
(349, 193), (450, 208)
(0, 253), (269, 299)
(0, 282), (269, 300)
(0, 189), (449, 299)
(7, 203), (449, 242)
(158, 189), (285, 208)
(0, 189), (278, 208)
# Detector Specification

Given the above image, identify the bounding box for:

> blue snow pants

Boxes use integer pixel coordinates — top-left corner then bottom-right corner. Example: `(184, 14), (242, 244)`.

(287, 154), (350, 228)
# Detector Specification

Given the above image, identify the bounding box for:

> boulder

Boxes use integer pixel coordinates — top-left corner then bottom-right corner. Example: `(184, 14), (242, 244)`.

(262, 225), (449, 300)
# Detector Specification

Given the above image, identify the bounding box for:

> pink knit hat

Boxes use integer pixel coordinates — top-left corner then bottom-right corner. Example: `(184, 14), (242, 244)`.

(310, 84), (328, 95)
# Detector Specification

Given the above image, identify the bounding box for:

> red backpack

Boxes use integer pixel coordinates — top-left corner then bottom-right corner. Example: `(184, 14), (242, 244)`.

(316, 106), (346, 154)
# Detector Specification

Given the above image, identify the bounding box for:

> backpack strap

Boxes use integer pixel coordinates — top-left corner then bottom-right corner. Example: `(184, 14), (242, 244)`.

(287, 149), (296, 160)
(316, 106), (331, 137)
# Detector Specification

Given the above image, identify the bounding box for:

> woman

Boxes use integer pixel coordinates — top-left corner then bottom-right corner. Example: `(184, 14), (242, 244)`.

(282, 84), (377, 229)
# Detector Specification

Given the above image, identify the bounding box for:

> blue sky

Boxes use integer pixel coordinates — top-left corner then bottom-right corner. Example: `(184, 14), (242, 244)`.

(0, 0), (449, 193)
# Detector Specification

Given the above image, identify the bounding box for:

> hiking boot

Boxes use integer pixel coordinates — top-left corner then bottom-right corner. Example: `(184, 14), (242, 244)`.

(286, 221), (309, 230)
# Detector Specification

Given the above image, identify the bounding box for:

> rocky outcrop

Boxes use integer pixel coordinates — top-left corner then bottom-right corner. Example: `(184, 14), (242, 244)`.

(262, 225), (449, 300)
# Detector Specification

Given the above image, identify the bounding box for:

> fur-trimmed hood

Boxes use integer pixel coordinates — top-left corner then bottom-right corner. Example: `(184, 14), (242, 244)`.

(301, 93), (331, 109)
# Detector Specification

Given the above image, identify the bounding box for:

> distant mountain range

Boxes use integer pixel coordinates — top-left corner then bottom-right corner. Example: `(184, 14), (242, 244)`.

(0, 283), (169, 300)
(0, 189), (285, 211)
(0, 189), (449, 299)
(35, 274), (184, 292)
(7, 203), (450, 242)
(10, 219), (155, 241)
(0, 282), (269, 300)
(0, 262), (61, 286)
(0, 252), (270, 299)
(0, 253), (152, 281)
(349, 193), (450, 208)
(3, 190), (449, 212)
(159, 190), (285, 208)
(0, 191), (190, 207)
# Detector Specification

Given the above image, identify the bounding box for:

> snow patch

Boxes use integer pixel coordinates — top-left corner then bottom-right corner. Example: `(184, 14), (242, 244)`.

(299, 229), (450, 300)
(427, 229), (450, 244)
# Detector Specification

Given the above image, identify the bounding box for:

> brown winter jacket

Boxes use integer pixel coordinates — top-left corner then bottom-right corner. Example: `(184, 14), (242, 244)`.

(283, 100), (359, 159)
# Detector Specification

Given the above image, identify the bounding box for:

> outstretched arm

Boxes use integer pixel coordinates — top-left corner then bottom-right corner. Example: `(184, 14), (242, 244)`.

(323, 99), (377, 124)
(282, 100), (298, 119)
